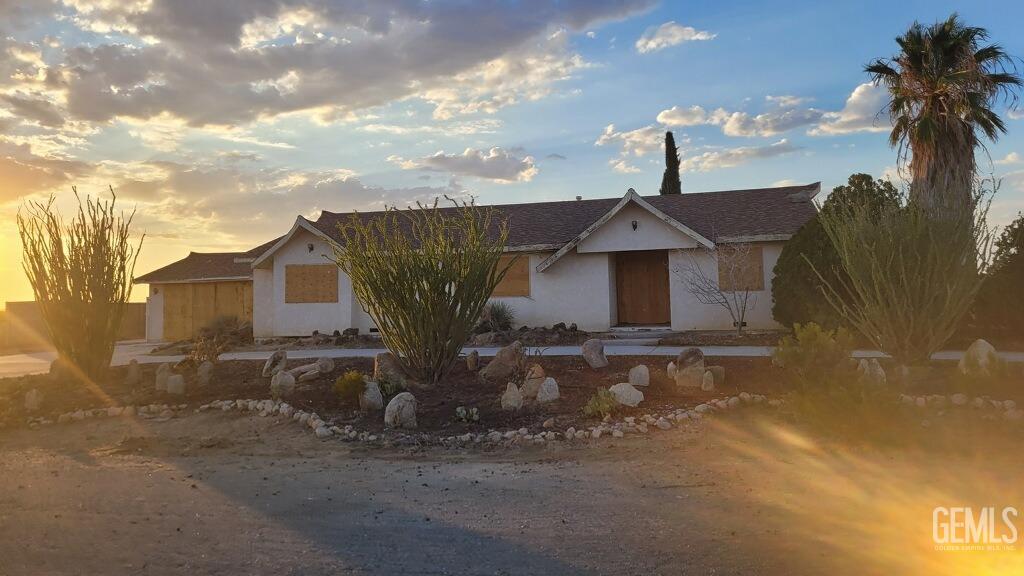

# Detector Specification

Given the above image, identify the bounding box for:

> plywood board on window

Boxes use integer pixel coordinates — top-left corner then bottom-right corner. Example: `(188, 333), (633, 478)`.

(717, 245), (764, 292)
(160, 280), (255, 341)
(285, 264), (339, 303)
(492, 254), (530, 297)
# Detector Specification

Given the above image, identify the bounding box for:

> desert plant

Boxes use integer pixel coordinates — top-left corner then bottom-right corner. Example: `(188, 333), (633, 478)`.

(334, 370), (367, 404)
(18, 188), (143, 385)
(188, 334), (227, 365)
(772, 323), (856, 394)
(814, 187), (993, 367)
(454, 405), (480, 423)
(582, 388), (618, 419)
(772, 174), (900, 329)
(331, 198), (513, 386)
(866, 14), (1021, 217)
(477, 301), (516, 333)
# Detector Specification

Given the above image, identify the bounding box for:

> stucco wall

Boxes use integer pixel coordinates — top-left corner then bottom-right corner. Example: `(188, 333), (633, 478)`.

(578, 203), (699, 253)
(668, 242), (784, 331)
(145, 284), (163, 342)
(269, 229), (350, 336)
(252, 268), (274, 338)
(491, 251), (615, 332)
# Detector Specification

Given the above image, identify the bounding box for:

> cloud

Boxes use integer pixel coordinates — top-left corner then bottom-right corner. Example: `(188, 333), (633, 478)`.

(811, 83), (889, 135)
(0, 139), (89, 202)
(389, 147), (538, 183)
(680, 139), (801, 172)
(718, 108), (825, 137)
(1008, 109), (1023, 120)
(656, 105), (723, 127)
(766, 95), (813, 108)
(635, 21), (715, 54)
(994, 152), (1022, 165)
(608, 158), (640, 174)
(0, 92), (64, 127)
(595, 123), (664, 157)
(546, 153), (567, 160)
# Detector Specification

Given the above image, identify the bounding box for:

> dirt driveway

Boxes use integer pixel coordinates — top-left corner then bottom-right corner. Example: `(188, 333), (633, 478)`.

(1, 412), (1021, 575)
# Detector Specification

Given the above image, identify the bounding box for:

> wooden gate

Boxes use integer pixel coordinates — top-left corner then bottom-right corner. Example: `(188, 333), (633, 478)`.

(161, 281), (253, 341)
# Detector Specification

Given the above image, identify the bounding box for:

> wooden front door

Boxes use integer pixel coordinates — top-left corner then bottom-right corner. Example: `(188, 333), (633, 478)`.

(615, 250), (671, 325)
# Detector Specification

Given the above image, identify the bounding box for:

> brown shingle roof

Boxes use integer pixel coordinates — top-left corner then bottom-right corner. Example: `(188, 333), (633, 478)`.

(135, 183), (818, 283)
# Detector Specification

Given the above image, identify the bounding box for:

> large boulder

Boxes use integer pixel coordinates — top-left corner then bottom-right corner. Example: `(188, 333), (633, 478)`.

(262, 350), (287, 377)
(857, 358), (886, 387)
(197, 361), (214, 387)
(535, 378), (560, 403)
(628, 364), (650, 387)
(270, 370), (296, 398)
(521, 364), (546, 398)
(166, 374), (186, 395)
(374, 352), (410, 389)
(958, 339), (998, 377)
(676, 347), (705, 369)
(384, 392), (417, 429)
(359, 381), (384, 412)
(608, 382), (644, 407)
(155, 363), (171, 391)
(479, 341), (525, 382)
(501, 383), (523, 411)
(289, 357), (335, 382)
(581, 338), (608, 369)
(124, 359), (142, 387)
(673, 348), (705, 388)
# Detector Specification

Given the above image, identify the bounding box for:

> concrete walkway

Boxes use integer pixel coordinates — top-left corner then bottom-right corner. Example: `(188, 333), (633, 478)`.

(2, 341), (1023, 379)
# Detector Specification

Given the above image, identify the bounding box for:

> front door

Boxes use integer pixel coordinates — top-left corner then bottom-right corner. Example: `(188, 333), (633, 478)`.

(615, 250), (670, 325)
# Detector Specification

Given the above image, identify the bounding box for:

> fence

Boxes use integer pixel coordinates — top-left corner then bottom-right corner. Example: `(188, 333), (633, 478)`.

(0, 301), (146, 353)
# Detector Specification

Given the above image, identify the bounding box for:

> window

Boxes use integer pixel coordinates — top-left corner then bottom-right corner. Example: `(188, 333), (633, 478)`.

(285, 264), (339, 303)
(492, 254), (531, 297)
(716, 245), (764, 292)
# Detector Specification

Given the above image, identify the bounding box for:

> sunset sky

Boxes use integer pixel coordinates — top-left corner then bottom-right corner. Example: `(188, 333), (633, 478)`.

(1, 0), (1023, 307)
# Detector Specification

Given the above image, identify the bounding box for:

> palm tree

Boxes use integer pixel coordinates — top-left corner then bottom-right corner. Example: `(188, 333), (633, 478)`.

(866, 14), (1020, 217)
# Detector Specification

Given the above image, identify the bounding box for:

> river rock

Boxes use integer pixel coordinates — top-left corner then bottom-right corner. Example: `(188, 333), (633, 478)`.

(535, 377), (560, 403)
(155, 363), (171, 391)
(581, 338), (608, 369)
(958, 339), (998, 377)
(608, 382), (644, 407)
(270, 370), (296, 398)
(628, 365), (650, 387)
(480, 341), (525, 382)
(165, 374), (186, 395)
(359, 381), (384, 412)
(262, 350), (287, 377)
(501, 383), (523, 411)
(384, 392), (417, 429)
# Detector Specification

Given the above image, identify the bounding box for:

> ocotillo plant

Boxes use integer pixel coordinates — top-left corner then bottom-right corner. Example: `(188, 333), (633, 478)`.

(331, 198), (513, 386)
(18, 187), (143, 385)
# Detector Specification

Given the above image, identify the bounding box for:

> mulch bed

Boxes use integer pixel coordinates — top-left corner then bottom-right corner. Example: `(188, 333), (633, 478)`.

(0, 356), (785, 432)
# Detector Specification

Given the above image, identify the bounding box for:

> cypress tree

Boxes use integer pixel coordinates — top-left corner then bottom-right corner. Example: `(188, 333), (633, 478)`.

(659, 131), (681, 195)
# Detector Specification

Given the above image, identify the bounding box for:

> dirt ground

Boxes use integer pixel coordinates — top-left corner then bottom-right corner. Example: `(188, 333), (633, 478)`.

(1, 408), (1022, 576)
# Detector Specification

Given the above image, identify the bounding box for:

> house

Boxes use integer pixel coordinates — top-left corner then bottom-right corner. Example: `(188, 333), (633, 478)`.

(135, 183), (819, 341)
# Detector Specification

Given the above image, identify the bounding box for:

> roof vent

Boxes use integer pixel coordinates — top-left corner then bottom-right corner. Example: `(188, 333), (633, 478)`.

(575, 195), (582, 201)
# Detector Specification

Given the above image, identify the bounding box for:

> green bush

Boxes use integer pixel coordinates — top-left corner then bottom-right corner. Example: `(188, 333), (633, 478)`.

(970, 212), (1024, 343)
(772, 322), (855, 394)
(334, 370), (367, 404)
(455, 406), (480, 423)
(477, 301), (516, 333)
(582, 388), (618, 419)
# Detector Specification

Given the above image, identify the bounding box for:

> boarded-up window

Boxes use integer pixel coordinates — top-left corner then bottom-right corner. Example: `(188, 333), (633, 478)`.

(492, 254), (531, 297)
(717, 245), (764, 292)
(285, 264), (339, 303)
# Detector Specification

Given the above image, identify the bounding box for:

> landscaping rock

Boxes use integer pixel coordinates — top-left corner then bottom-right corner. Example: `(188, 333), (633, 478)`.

(155, 363), (171, 391)
(951, 393), (969, 406)
(374, 352), (410, 389)
(125, 359), (142, 387)
(359, 381), (384, 412)
(676, 347), (705, 370)
(165, 374), (186, 395)
(501, 383), (524, 411)
(706, 365), (726, 387)
(700, 371), (715, 391)
(535, 377), (560, 403)
(314, 425), (333, 439)
(480, 341), (525, 382)
(857, 358), (886, 386)
(262, 350), (287, 377)
(342, 327), (359, 337)
(24, 389), (42, 412)
(608, 382), (643, 407)
(666, 361), (676, 379)
(958, 339), (998, 376)
(384, 392), (417, 429)
(521, 364), (546, 398)
(581, 338), (608, 368)
(465, 350), (480, 371)
(270, 370), (296, 398)
(197, 361), (214, 386)
(628, 365), (650, 387)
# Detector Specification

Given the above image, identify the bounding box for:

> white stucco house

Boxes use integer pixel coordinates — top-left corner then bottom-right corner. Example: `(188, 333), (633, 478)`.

(135, 183), (820, 341)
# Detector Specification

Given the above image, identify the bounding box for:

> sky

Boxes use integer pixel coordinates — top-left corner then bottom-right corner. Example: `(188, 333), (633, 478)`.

(1, 0), (1023, 307)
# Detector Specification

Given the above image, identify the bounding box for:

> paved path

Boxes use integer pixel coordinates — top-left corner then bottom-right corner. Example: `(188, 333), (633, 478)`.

(2, 341), (1023, 379)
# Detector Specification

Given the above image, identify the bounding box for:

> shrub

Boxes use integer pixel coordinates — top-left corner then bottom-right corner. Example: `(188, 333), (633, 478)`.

(477, 301), (516, 333)
(18, 188), (143, 385)
(970, 212), (1024, 343)
(198, 315), (253, 347)
(334, 370), (367, 404)
(582, 388), (618, 419)
(188, 334), (227, 365)
(331, 199), (513, 386)
(455, 406), (480, 423)
(772, 322), (855, 394)
(376, 372), (405, 398)
(772, 174), (899, 329)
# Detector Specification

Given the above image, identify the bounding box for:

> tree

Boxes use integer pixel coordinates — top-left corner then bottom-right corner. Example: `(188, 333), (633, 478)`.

(772, 174), (899, 329)
(330, 199), (513, 386)
(972, 212), (1024, 340)
(676, 242), (758, 334)
(866, 14), (1021, 217)
(18, 188), (143, 385)
(659, 131), (681, 195)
